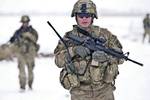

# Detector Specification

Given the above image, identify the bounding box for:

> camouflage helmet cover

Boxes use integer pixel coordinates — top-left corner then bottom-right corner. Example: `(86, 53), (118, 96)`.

(71, 0), (98, 19)
(20, 15), (30, 23)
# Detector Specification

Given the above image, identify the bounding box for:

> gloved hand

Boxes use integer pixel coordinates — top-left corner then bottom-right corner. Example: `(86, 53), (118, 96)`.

(9, 37), (15, 43)
(73, 46), (91, 58)
(92, 51), (108, 63)
(91, 51), (108, 66)
(109, 56), (124, 64)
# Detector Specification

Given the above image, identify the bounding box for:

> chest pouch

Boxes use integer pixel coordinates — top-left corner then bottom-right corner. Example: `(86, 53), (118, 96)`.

(90, 51), (108, 84)
(103, 63), (119, 83)
(59, 69), (80, 90)
(90, 62), (107, 85)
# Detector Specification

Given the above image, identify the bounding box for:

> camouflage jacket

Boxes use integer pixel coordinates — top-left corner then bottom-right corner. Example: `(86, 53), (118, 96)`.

(10, 25), (38, 43)
(143, 17), (150, 28)
(10, 25), (39, 54)
(54, 25), (124, 90)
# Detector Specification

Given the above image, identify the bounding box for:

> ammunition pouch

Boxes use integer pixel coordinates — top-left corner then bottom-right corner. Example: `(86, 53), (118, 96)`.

(89, 50), (119, 84)
(59, 69), (80, 90)
(89, 51), (108, 84)
(73, 60), (88, 75)
(103, 63), (119, 83)
(90, 62), (108, 85)
(72, 57), (91, 83)
(78, 64), (91, 83)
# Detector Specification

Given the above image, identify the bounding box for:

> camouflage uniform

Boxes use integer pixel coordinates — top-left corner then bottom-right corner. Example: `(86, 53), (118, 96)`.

(143, 14), (150, 43)
(54, 0), (124, 100)
(0, 43), (14, 61)
(9, 15), (39, 90)
(55, 25), (123, 100)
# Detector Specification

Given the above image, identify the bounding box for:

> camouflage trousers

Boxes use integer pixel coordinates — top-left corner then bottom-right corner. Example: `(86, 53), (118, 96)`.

(70, 83), (114, 100)
(143, 28), (150, 43)
(17, 52), (36, 89)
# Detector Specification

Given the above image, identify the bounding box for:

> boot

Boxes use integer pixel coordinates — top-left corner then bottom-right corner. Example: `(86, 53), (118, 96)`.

(19, 85), (25, 92)
(28, 80), (33, 89)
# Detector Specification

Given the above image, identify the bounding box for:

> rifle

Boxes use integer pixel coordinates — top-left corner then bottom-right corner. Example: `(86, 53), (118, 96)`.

(47, 21), (143, 67)
(66, 32), (143, 66)
(47, 21), (78, 74)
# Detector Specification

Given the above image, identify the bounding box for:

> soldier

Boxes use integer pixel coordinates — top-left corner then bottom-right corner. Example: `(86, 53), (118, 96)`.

(143, 13), (150, 43)
(9, 15), (39, 91)
(54, 0), (124, 100)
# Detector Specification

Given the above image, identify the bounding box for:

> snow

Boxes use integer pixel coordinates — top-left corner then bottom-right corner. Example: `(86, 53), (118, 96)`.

(0, 0), (150, 100)
(0, 58), (70, 100)
(0, 15), (150, 100)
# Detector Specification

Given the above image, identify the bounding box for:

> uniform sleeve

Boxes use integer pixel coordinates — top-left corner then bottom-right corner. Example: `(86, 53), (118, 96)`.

(54, 41), (66, 68)
(54, 34), (75, 68)
(9, 30), (20, 43)
(107, 31), (124, 65)
(100, 28), (123, 52)
(30, 27), (38, 42)
(108, 34), (123, 51)
(32, 28), (38, 42)
(9, 33), (16, 43)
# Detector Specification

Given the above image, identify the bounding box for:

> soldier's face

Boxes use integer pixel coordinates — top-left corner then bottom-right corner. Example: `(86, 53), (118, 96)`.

(76, 13), (93, 28)
(22, 22), (29, 28)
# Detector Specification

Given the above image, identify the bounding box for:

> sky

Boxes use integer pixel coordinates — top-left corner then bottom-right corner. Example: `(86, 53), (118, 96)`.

(0, 0), (149, 16)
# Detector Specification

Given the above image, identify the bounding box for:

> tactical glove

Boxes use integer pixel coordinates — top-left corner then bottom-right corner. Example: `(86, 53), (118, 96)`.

(92, 51), (108, 63)
(73, 46), (90, 58)
(9, 37), (15, 43)
(91, 51), (109, 67)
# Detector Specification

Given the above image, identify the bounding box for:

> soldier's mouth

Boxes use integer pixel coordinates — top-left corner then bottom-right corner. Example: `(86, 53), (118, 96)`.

(82, 22), (89, 24)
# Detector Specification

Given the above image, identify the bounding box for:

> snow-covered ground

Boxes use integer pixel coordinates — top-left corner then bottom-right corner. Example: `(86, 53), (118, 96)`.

(0, 0), (150, 99)
(0, 57), (70, 100)
(0, 15), (150, 100)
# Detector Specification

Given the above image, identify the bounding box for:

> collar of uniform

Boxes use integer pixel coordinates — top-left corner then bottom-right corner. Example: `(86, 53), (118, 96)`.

(73, 25), (93, 33)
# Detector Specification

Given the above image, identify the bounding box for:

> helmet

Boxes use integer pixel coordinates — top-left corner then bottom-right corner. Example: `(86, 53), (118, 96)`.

(71, 0), (98, 19)
(20, 15), (30, 23)
(146, 13), (149, 17)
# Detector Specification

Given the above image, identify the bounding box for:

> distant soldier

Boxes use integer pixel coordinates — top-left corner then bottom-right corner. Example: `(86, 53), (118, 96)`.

(9, 15), (39, 91)
(54, 0), (124, 100)
(143, 13), (150, 43)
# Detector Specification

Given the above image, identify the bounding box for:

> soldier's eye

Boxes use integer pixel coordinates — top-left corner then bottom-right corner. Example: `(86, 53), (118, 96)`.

(77, 13), (92, 18)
